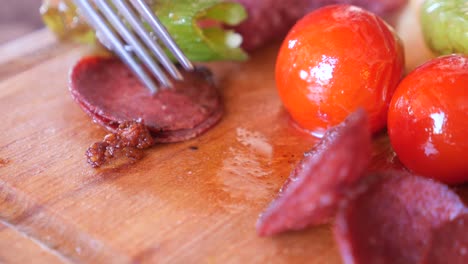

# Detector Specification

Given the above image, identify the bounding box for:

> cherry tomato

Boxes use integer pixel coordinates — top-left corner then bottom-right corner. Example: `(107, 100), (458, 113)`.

(276, 5), (404, 134)
(388, 55), (468, 184)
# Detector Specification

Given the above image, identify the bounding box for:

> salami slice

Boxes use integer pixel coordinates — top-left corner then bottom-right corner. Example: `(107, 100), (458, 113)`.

(334, 171), (467, 264)
(256, 109), (372, 236)
(422, 213), (468, 264)
(69, 56), (223, 143)
(234, 0), (408, 50)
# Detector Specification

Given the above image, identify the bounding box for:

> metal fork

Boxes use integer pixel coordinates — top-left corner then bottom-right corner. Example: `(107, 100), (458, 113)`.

(74, 0), (194, 94)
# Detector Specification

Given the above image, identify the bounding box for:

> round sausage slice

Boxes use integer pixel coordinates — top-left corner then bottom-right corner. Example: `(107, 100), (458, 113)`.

(256, 109), (372, 236)
(422, 213), (468, 264)
(234, 0), (408, 51)
(69, 56), (223, 143)
(335, 171), (467, 264)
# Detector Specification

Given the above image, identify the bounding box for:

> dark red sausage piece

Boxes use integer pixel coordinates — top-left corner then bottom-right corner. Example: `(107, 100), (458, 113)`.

(69, 56), (223, 143)
(422, 213), (468, 264)
(233, 0), (408, 50)
(335, 171), (467, 264)
(256, 109), (372, 236)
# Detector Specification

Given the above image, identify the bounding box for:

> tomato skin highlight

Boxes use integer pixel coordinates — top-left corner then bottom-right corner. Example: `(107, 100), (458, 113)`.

(388, 55), (468, 185)
(275, 5), (404, 134)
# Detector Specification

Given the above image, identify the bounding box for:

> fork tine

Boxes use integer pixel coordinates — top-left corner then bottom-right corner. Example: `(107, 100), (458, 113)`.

(110, 0), (183, 81)
(129, 0), (194, 71)
(94, 0), (173, 88)
(75, 0), (159, 93)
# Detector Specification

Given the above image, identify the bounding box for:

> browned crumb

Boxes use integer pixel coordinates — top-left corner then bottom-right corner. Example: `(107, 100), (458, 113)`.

(0, 158), (10, 167)
(85, 142), (111, 168)
(86, 121), (154, 168)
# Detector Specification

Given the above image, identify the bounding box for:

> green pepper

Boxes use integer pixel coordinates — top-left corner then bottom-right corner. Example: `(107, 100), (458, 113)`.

(40, 0), (248, 61)
(421, 0), (468, 55)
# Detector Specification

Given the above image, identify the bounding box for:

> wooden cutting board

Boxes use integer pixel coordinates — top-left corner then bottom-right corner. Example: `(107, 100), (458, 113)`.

(0, 27), (466, 264)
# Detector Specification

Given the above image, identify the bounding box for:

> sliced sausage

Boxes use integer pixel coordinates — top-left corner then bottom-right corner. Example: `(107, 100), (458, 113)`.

(256, 109), (372, 236)
(422, 213), (468, 264)
(234, 0), (408, 50)
(335, 171), (467, 264)
(69, 56), (223, 143)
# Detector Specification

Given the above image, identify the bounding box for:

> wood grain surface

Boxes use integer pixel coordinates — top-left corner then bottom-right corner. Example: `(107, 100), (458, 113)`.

(0, 0), (43, 44)
(0, 221), (63, 263)
(0, 23), (465, 264)
(0, 30), (340, 264)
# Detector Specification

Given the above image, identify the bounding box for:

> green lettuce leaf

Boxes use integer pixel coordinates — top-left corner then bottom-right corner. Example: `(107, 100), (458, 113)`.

(40, 0), (248, 61)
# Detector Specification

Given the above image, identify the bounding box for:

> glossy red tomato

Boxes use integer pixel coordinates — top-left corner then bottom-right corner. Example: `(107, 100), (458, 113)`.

(388, 55), (468, 184)
(276, 5), (404, 135)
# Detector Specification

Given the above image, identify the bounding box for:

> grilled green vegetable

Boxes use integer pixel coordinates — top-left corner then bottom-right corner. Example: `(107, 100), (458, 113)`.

(40, 0), (248, 61)
(421, 0), (468, 55)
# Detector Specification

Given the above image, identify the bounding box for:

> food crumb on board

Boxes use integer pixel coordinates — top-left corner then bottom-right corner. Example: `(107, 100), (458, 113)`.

(0, 158), (10, 167)
(86, 121), (154, 168)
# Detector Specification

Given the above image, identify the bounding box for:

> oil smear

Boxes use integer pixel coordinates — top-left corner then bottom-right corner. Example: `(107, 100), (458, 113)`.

(236, 128), (273, 159)
(216, 128), (276, 211)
